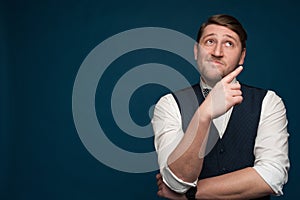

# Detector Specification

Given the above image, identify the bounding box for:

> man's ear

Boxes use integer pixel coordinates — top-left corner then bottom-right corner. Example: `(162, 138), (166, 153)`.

(194, 43), (199, 60)
(238, 48), (246, 65)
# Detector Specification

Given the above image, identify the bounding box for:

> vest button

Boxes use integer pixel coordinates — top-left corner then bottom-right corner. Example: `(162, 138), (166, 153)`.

(219, 148), (224, 154)
(222, 167), (226, 172)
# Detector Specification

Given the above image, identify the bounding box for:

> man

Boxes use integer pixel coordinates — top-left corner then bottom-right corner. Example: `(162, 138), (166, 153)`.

(152, 14), (289, 199)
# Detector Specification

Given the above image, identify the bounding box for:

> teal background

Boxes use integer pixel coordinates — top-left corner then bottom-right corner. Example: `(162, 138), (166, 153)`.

(1, 0), (299, 199)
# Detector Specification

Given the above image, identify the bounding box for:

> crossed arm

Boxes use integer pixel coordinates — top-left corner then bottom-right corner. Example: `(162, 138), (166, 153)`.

(156, 167), (273, 200)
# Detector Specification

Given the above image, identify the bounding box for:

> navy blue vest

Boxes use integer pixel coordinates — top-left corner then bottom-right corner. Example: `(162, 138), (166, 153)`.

(172, 84), (269, 200)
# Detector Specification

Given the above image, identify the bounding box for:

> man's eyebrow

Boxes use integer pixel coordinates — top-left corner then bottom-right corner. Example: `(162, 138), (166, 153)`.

(201, 33), (216, 40)
(201, 33), (239, 43)
(224, 34), (238, 43)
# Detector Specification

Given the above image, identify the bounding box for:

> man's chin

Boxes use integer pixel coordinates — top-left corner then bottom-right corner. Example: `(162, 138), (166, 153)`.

(206, 73), (223, 83)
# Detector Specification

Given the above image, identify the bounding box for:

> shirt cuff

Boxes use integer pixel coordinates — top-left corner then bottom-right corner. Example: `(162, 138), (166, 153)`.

(253, 165), (285, 196)
(161, 165), (198, 193)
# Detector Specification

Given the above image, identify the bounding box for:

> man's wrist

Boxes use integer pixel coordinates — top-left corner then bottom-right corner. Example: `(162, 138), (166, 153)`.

(185, 186), (197, 200)
(198, 103), (212, 122)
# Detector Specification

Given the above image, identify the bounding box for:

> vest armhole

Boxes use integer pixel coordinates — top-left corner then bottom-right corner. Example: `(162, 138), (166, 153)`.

(171, 92), (181, 114)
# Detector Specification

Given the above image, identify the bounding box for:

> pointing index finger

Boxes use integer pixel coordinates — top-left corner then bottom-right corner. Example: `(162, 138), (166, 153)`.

(224, 66), (243, 83)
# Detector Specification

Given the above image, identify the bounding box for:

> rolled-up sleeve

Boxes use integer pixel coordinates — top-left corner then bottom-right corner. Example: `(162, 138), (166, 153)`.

(253, 91), (290, 195)
(151, 94), (197, 193)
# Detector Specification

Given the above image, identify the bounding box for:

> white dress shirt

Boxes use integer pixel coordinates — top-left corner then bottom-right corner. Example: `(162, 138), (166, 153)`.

(152, 81), (290, 195)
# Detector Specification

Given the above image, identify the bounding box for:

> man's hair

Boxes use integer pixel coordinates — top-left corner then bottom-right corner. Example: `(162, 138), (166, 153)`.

(196, 14), (247, 49)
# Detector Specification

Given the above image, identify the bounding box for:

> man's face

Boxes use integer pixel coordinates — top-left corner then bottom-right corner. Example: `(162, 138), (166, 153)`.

(194, 24), (246, 87)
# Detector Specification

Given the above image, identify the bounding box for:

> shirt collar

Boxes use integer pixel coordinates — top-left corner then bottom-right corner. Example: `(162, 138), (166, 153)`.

(200, 77), (212, 90)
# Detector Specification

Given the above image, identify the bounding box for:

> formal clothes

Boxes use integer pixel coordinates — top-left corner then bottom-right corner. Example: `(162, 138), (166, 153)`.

(152, 79), (289, 196)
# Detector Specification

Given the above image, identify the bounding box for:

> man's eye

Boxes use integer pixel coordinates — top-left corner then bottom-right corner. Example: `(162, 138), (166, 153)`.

(225, 41), (233, 47)
(206, 40), (214, 45)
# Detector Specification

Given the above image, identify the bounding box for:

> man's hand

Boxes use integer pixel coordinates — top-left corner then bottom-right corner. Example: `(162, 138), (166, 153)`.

(156, 174), (187, 200)
(204, 66), (243, 119)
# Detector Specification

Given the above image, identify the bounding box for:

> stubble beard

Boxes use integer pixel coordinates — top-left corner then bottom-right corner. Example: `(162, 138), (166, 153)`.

(199, 61), (224, 87)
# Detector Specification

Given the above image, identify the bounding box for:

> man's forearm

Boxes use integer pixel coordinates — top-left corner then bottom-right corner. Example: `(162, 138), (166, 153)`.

(195, 167), (274, 199)
(167, 104), (211, 183)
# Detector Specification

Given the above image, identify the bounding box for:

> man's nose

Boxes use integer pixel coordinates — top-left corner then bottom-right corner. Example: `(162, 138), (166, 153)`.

(212, 43), (223, 57)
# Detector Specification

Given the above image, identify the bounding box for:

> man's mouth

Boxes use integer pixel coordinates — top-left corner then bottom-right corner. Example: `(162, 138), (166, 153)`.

(209, 59), (224, 66)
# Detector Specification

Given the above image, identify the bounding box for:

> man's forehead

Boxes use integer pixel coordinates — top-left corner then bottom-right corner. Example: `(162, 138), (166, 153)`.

(202, 24), (239, 39)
